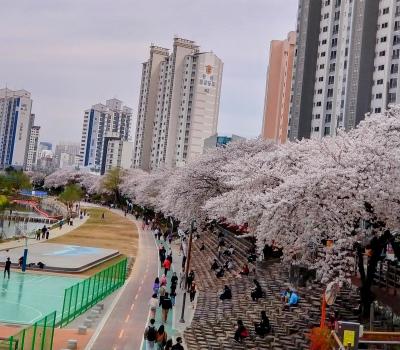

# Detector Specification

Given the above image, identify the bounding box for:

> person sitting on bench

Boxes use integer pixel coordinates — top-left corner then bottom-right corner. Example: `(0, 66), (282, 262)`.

(219, 285), (232, 300)
(284, 290), (299, 310)
(251, 279), (263, 301)
(254, 311), (271, 337)
(216, 266), (225, 278)
(211, 259), (219, 271)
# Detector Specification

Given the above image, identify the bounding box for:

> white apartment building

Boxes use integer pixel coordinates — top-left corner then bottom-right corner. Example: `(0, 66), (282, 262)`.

(104, 137), (133, 174)
(370, 0), (400, 114)
(0, 88), (35, 169)
(79, 98), (132, 173)
(26, 124), (40, 171)
(133, 37), (223, 170)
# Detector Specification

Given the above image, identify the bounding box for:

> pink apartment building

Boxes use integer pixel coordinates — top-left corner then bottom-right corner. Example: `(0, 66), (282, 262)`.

(261, 31), (296, 143)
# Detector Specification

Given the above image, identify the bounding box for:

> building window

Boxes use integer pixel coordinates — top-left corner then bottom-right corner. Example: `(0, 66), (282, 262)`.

(375, 108), (381, 113)
(383, 7), (390, 15)
(376, 93), (383, 99)
(324, 127), (331, 136)
(377, 79), (384, 85)
(314, 126), (320, 132)
(325, 114), (332, 123)
(379, 51), (386, 57)
(326, 101), (333, 110)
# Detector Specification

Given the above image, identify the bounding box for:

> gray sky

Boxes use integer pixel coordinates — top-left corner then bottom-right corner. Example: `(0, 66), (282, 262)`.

(0, 0), (298, 146)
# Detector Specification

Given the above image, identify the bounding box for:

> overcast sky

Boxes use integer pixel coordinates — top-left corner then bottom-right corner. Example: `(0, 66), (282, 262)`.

(0, 0), (298, 146)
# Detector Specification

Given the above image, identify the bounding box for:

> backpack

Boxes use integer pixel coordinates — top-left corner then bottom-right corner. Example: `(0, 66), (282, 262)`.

(147, 326), (156, 341)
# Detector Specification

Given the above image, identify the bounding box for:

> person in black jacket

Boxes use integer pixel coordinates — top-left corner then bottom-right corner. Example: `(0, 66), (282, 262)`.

(171, 337), (184, 350)
(254, 311), (271, 337)
(219, 285), (232, 300)
(161, 292), (173, 323)
(251, 279), (263, 301)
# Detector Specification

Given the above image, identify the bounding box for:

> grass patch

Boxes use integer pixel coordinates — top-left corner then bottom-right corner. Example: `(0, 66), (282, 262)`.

(50, 208), (138, 276)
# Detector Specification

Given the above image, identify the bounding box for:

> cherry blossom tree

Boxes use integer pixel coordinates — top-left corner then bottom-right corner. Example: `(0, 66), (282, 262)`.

(159, 139), (274, 224)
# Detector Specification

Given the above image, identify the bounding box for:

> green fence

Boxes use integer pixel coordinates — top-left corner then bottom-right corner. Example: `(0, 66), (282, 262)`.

(0, 312), (56, 350)
(59, 257), (127, 327)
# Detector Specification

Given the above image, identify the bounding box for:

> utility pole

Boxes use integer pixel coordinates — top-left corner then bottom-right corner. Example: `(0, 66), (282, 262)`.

(179, 219), (195, 323)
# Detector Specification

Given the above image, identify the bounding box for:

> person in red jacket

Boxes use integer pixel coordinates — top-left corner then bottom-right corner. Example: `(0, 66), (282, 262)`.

(163, 258), (171, 275)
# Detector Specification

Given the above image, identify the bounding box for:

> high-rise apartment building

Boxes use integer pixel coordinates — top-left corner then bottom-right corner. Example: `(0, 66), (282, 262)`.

(370, 0), (400, 114)
(102, 134), (133, 174)
(0, 88), (35, 169)
(289, 0), (380, 140)
(133, 37), (223, 170)
(262, 32), (296, 143)
(79, 98), (132, 173)
(26, 124), (40, 171)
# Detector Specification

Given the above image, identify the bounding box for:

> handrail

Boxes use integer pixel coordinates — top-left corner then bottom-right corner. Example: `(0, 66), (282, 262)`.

(331, 330), (346, 350)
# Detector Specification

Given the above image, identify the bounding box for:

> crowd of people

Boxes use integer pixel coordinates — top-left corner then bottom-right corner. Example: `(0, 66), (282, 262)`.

(141, 217), (194, 350)
(139, 216), (307, 347)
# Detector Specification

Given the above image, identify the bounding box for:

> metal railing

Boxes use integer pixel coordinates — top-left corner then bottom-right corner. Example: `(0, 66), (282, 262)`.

(0, 312), (56, 350)
(59, 257), (127, 327)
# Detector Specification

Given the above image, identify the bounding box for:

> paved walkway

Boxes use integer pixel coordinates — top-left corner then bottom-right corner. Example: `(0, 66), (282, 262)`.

(87, 211), (195, 350)
(87, 214), (159, 350)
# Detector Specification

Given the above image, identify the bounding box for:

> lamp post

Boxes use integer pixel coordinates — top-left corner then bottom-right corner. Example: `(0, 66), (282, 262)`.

(179, 219), (195, 323)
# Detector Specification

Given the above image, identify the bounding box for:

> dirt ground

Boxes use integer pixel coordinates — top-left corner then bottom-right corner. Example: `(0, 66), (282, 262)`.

(49, 208), (138, 276)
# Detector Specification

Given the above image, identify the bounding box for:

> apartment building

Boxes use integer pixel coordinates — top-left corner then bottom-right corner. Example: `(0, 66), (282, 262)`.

(26, 124), (40, 171)
(79, 98), (132, 173)
(289, 0), (380, 140)
(102, 133), (133, 174)
(0, 88), (36, 169)
(262, 31), (296, 143)
(133, 37), (223, 170)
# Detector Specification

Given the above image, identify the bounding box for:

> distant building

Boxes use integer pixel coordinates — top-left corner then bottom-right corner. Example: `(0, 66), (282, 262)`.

(79, 98), (132, 173)
(203, 134), (245, 152)
(262, 32), (296, 143)
(39, 142), (52, 152)
(26, 125), (40, 171)
(102, 132), (133, 174)
(132, 37), (224, 170)
(54, 143), (80, 168)
(36, 150), (55, 173)
(0, 88), (35, 169)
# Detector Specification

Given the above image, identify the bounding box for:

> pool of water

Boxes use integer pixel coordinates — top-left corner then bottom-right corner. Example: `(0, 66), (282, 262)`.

(0, 211), (47, 239)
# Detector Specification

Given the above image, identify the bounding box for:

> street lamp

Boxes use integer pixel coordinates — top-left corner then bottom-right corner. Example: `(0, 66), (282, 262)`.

(179, 219), (195, 323)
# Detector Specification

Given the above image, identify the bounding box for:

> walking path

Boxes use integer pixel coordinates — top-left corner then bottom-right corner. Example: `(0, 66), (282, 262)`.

(87, 211), (195, 350)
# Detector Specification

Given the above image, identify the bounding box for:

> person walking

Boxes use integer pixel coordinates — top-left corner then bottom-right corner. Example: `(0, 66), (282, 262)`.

(41, 225), (46, 239)
(160, 274), (167, 287)
(144, 319), (157, 349)
(36, 229), (41, 240)
(161, 292), (173, 323)
(186, 270), (195, 291)
(155, 325), (168, 349)
(45, 228), (49, 240)
(59, 220), (63, 230)
(171, 272), (178, 287)
(149, 293), (159, 319)
(153, 278), (160, 295)
(163, 258), (171, 276)
(189, 282), (197, 304)
(171, 337), (184, 350)
(165, 339), (173, 350)
(4, 257), (11, 279)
